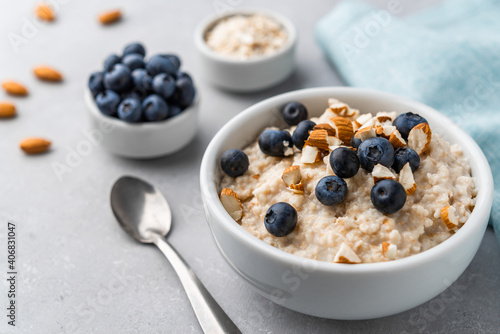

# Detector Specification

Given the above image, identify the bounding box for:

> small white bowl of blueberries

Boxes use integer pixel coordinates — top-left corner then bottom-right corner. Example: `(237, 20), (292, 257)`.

(85, 42), (198, 159)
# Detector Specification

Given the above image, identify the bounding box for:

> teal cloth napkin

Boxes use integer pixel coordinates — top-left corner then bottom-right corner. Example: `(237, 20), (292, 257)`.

(315, 0), (500, 244)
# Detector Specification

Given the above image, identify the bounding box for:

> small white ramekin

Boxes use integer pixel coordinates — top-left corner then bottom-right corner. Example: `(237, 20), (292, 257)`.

(85, 89), (198, 159)
(200, 87), (493, 320)
(195, 8), (297, 92)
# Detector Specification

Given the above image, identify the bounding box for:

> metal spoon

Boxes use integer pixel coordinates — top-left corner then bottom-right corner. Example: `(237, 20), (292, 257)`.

(110, 176), (241, 334)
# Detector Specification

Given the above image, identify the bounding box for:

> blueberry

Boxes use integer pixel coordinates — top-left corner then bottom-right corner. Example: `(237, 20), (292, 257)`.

(282, 102), (308, 126)
(315, 175), (348, 206)
(121, 90), (145, 101)
(131, 68), (153, 92)
(142, 94), (169, 121)
(350, 135), (362, 149)
(371, 179), (406, 214)
(220, 149), (249, 177)
(258, 129), (293, 157)
(176, 71), (192, 84)
(123, 42), (146, 57)
(292, 120), (316, 150)
(264, 202), (297, 237)
(161, 54), (181, 71)
(95, 90), (121, 116)
(393, 112), (428, 140)
(168, 78), (195, 109)
(357, 137), (395, 172)
(329, 147), (360, 178)
(103, 54), (121, 72)
(169, 105), (183, 118)
(88, 71), (104, 97)
(104, 64), (132, 93)
(117, 98), (142, 122)
(122, 53), (145, 71)
(152, 73), (176, 99)
(392, 147), (420, 173)
(146, 54), (176, 76)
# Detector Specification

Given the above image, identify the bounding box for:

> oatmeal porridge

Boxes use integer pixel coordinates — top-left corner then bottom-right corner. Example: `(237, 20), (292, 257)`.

(219, 99), (476, 263)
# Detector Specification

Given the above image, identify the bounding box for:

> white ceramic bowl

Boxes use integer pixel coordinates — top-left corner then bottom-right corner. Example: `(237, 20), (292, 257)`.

(195, 8), (297, 92)
(85, 89), (198, 159)
(200, 87), (493, 320)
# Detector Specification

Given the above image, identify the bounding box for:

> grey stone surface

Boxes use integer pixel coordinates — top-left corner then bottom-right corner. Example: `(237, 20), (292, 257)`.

(0, 0), (498, 333)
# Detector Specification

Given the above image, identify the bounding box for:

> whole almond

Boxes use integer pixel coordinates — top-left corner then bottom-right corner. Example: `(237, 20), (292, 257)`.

(98, 9), (122, 25)
(33, 66), (63, 82)
(2, 81), (28, 96)
(20, 137), (51, 154)
(0, 102), (16, 118)
(36, 4), (55, 22)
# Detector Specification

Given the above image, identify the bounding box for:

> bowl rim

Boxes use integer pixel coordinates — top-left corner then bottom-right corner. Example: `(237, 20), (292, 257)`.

(84, 88), (199, 131)
(200, 86), (494, 273)
(194, 7), (297, 64)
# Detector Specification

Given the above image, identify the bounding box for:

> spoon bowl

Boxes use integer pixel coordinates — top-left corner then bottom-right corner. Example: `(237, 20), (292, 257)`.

(111, 176), (171, 243)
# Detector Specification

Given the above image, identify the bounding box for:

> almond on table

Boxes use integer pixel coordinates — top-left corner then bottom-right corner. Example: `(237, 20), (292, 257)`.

(2, 81), (28, 96)
(0, 102), (16, 118)
(20, 137), (51, 154)
(98, 9), (122, 25)
(33, 66), (63, 82)
(35, 3), (55, 22)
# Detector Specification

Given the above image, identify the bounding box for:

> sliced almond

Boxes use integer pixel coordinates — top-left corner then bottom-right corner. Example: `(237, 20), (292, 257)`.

(98, 9), (122, 25)
(372, 164), (395, 183)
(289, 180), (304, 194)
(301, 145), (321, 164)
(354, 126), (376, 141)
(354, 113), (373, 127)
(33, 66), (63, 82)
(441, 206), (458, 229)
(20, 137), (51, 154)
(0, 102), (16, 118)
(330, 117), (354, 144)
(220, 188), (243, 222)
(313, 123), (336, 137)
(305, 129), (329, 151)
(35, 3), (55, 22)
(382, 242), (397, 260)
(2, 81), (28, 96)
(399, 163), (416, 195)
(282, 165), (301, 186)
(389, 129), (406, 148)
(334, 243), (361, 264)
(408, 123), (432, 155)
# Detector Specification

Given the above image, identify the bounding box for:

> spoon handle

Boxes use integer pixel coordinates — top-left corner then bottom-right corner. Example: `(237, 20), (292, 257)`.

(153, 234), (242, 334)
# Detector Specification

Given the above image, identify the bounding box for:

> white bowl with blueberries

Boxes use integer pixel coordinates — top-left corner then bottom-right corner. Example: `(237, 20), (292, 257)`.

(86, 42), (198, 159)
(200, 87), (493, 319)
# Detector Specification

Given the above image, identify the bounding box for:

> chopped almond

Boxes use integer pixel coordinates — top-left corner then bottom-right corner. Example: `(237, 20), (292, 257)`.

(313, 123), (336, 137)
(399, 163), (416, 194)
(282, 165), (301, 186)
(389, 129), (406, 148)
(334, 243), (361, 264)
(372, 164), (395, 183)
(330, 117), (354, 144)
(382, 242), (397, 259)
(354, 126), (377, 141)
(305, 129), (329, 151)
(408, 123), (432, 155)
(220, 188), (243, 222)
(441, 206), (459, 229)
(301, 145), (321, 164)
